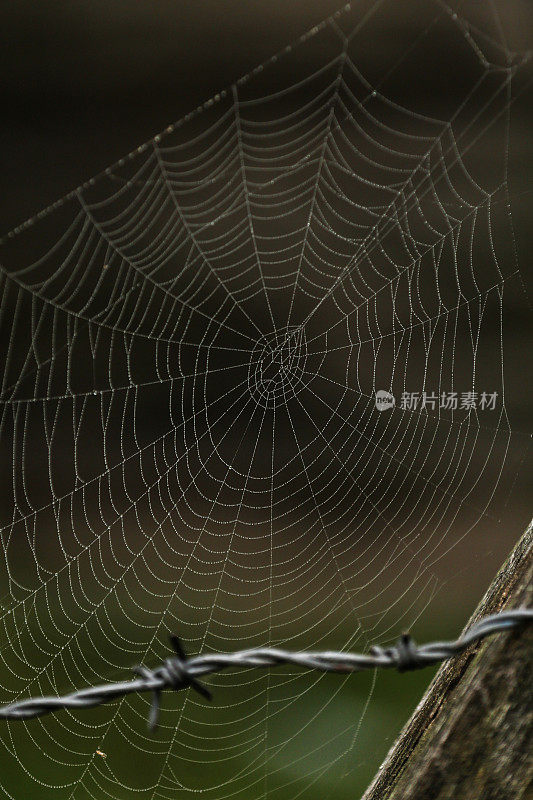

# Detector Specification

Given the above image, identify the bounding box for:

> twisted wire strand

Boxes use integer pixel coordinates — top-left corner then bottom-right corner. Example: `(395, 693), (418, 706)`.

(0, 609), (530, 731)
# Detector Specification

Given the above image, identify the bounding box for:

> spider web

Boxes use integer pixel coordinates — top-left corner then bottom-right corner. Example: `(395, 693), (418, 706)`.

(0, 1), (531, 798)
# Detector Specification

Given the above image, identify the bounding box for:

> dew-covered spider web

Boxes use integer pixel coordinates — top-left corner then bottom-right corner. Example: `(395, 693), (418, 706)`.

(0, 1), (532, 799)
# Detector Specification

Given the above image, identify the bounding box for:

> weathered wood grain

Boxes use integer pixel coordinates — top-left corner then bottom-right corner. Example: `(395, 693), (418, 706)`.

(362, 521), (533, 800)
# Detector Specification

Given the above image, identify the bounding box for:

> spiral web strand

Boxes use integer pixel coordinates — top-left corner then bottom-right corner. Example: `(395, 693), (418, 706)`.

(0, 2), (531, 799)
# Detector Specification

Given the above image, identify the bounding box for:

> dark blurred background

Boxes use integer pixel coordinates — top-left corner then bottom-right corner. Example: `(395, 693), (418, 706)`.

(0, 2), (532, 799)
(1, 0), (532, 237)
(1, 0), (358, 234)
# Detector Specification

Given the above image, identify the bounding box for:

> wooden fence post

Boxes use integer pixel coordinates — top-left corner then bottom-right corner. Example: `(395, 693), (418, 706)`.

(362, 520), (533, 800)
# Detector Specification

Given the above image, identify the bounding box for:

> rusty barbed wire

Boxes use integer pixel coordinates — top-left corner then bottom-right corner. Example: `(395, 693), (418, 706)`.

(0, 609), (530, 731)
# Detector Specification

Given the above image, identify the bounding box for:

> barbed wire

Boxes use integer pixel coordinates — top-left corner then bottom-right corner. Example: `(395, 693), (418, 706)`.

(0, 609), (531, 731)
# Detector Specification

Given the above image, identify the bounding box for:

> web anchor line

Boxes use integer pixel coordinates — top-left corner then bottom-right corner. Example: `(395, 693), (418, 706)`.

(0, 609), (530, 732)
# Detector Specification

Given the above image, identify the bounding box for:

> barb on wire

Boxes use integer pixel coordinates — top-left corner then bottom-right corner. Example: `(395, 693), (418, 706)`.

(0, 609), (531, 731)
